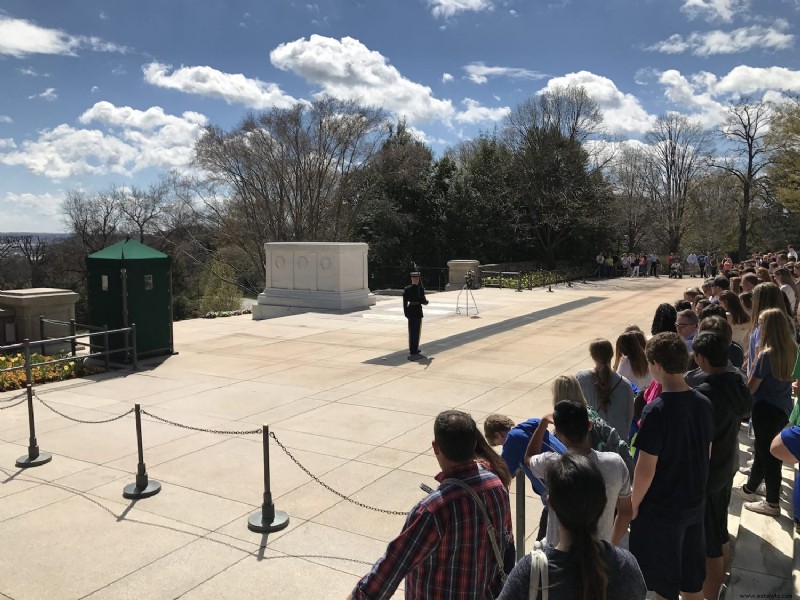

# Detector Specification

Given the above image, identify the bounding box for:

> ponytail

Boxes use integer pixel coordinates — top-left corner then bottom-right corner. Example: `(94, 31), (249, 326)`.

(475, 430), (511, 488)
(545, 453), (609, 600)
(589, 339), (614, 411)
(571, 525), (608, 600)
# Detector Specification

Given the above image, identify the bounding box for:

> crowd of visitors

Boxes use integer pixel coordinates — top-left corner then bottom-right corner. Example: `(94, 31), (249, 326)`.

(597, 246), (800, 281)
(351, 245), (800, 600)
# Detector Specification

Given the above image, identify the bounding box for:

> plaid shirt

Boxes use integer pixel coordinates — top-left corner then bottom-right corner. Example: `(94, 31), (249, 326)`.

(351, 462), (512, 600)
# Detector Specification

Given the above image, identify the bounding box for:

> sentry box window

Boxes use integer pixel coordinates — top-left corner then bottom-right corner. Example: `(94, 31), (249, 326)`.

(144, 275), (153, 291)
(101, 275), (109, 291)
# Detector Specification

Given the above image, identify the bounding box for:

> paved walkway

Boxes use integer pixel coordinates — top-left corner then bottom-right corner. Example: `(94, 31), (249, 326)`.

(0, 276), (790, 599)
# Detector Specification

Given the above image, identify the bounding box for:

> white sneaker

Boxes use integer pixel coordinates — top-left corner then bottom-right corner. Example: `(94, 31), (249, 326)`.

(744, 500), (780, 516)
(755, 483), (766, 496)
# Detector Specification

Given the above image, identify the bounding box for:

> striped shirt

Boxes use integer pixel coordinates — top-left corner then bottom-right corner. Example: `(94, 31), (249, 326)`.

(351, 462), (512, 600)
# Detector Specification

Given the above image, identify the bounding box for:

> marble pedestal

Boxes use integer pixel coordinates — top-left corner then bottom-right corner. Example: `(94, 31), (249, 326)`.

(252, 243), (376, 320)
(0, 288), (80, 353)
(445, 260), (481, 291)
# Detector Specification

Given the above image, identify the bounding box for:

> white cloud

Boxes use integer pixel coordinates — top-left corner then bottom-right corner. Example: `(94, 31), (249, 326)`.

(99, 11), (109, 20)
(29, 88), (58, 101)
(647, 21), (794, 56)
(143, 62), (298, 110)
(714, 65), (800, 95)
(18, 66), (49, 77)
(0, 138), (16, 149)
(270, 35), (455, 122)
(0, 102), (208, 179)
(463, 62), (547, 84)
(91, 85), (99, 93)
(0, 16), (128, 57)
(442, 72), (454, 83)
(0, 115), (12, 124)
(0, 124), (137, 178)
(427, 0), (494, 18)
(681, 0), (749, 22)
(3, 192), (63, 217)
(659, 69), (727, 127)
(539, 71), (656, 136)
(655, 66), (800, 127)
(455, 98), (510, 123)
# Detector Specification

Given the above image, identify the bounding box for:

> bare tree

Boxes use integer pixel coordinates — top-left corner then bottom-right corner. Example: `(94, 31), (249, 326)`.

(506, 84), (605, 145)
(193, 97), (387, 280)
(643, 114), (714, 252)
(119, 177), (171, 243)
(13, 235), (48, 287)
(710, 100), (773, 259)
(608, 145), (651, 252)
(63, 188), (123, 253)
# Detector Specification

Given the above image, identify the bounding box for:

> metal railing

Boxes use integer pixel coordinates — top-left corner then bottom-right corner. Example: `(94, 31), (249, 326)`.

(1, 326), (137, 389)
(481, 266), (586, 292)
(369, 266), (449, 292)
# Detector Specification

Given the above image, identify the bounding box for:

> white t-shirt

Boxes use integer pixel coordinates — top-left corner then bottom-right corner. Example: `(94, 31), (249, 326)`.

(528, 449), (631, 547)
(616, 356), (654, 391)
(780, 284), (796, 309)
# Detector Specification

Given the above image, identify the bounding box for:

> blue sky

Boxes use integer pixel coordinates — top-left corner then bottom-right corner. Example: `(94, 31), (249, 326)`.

(0, 0), (798, 232)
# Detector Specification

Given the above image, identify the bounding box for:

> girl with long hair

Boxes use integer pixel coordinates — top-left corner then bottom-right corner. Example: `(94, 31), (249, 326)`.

(740, 308), (797, 516)
(718, 290), (751, 349)
(498, 454), (646, 600)
(614, 331), (652, 390)
(475, 429), (512, 489)
(576, 339), (635, 442)
(748, 283), (794, 376)
(774, 267), (799, 314)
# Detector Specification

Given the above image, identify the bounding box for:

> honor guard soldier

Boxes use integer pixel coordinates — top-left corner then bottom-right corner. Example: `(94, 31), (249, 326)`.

(403, 271), (429, 360)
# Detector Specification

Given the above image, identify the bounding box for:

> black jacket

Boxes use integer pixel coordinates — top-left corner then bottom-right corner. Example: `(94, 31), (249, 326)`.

(403, 284), (428, 319)
(696, 371), (752, 493)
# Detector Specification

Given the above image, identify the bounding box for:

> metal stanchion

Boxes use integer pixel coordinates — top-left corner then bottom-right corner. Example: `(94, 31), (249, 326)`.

(69, 319), (77, 357)
(16, 342), (52, 468)
(248, 425), (289, 533)
(515, 473), (526, 560)
(122, 404), (161, 499)
(130, 323), (139, 370)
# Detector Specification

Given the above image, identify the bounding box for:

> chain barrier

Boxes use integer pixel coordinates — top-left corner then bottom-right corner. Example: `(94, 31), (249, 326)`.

(22, 391), (408, 517)
(268, 430), (408, 517)
(0, 390), (28, 403)
(34, 392), (134, 424)
(0, 397), (26, 410)
(140, 409), (262, 436)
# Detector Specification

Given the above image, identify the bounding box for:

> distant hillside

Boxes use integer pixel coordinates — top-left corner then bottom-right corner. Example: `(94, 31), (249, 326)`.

(0, 232), (72, 242)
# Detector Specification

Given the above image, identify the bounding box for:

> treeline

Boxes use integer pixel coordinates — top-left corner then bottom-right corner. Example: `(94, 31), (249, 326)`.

(2, 88), (799, 320)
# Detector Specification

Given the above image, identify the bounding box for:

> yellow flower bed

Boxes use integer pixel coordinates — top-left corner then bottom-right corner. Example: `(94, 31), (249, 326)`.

(1, 352), (101, 392)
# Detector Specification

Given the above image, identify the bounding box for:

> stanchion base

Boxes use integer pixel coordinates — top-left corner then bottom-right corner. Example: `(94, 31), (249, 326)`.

(123, 480), (162, 499)
(16, 451), (52, 468)
(248, 509), (289, 533)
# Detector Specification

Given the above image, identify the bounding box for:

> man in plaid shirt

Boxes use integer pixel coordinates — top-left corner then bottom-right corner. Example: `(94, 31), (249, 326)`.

(347, 410), (513, 600)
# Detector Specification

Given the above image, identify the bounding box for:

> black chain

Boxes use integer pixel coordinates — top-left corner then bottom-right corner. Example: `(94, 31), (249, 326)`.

(0, 390), (27, 403)
(268, 430), (408, 517)
(0, 397), (26, 410)
(34, 392), (135, 424)
(140, 409), (263, 435)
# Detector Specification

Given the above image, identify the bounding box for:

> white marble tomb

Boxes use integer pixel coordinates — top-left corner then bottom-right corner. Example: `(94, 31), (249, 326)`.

(252, 242), (376, 320)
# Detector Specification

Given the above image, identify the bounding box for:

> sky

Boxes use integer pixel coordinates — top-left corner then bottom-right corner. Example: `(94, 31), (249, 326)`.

(0, 0), (799, 232)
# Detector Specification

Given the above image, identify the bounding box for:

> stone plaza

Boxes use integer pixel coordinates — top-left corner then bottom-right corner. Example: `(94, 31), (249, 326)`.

(0, 276), (794, 599)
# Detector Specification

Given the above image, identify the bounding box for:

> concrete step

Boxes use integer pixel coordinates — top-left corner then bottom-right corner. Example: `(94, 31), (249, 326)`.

(724, 431), (794, 599)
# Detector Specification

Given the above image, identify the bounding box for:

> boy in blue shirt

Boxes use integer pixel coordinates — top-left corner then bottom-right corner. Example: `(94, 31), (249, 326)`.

(484, 414), (565, 540)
